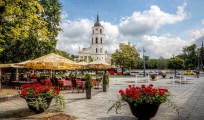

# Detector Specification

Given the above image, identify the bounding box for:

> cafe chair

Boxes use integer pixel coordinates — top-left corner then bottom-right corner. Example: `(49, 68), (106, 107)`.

(71, 80), (82, 93)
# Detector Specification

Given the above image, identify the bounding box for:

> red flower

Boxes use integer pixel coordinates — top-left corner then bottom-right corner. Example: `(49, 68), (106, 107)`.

(149, 84), (153, 88)
(141, 84), (146, 88)
(21, 89), (27, 96)
(117, 84), (170, 105)
(54, 87), (60, 95)
(119, 89), (125, 96)
(126, 88), (132, 96)
(133, 93), (140, 99)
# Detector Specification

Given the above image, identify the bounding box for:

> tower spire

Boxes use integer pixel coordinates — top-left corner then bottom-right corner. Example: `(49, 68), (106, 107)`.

(94, 14), (101, 26)
(97, 14), (99, 23)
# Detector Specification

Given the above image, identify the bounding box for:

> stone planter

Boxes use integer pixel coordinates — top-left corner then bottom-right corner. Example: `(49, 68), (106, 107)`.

(103, 84), (108, 92)
(86, 88), (91, 99)
(25, 97), (53, 114)
(128, 103), (160, 120)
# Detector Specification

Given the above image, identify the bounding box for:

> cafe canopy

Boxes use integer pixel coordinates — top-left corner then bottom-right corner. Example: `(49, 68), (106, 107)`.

(87, 60), (112, 69)
(24, 53), (80, 70)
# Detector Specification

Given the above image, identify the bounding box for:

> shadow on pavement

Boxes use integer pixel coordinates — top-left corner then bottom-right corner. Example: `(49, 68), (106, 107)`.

(98, 115), (136, 120)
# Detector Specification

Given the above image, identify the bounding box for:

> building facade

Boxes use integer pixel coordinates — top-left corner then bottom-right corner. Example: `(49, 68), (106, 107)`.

(78, 15), (110, 63)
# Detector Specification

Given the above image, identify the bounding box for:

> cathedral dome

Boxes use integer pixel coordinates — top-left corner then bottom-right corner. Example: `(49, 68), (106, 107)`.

(94, 22), (101, 26)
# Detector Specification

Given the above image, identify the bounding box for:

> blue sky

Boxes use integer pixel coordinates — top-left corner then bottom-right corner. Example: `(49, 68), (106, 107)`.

(57, 0), (204, 58)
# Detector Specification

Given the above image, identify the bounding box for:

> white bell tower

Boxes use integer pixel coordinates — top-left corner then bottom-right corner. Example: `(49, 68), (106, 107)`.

(91, 15), (106, 61)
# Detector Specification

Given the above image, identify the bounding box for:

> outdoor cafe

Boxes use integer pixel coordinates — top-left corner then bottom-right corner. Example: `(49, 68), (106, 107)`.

(0, 53), (112, 92)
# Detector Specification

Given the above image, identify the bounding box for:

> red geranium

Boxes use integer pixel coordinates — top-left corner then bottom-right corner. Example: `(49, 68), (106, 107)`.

(118, 84), (170, 105)
(108, 84), (179, 114)
(19, 83), (66, 111)
(20, 83), (60, 98)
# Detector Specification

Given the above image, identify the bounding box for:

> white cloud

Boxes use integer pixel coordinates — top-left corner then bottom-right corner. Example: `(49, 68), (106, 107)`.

(137, 35), (190, 58)
(57, 18), (93, 55)
(191, 28), (204, 40)
(118, 2), (187, 37)
(191, 27), (204, 47)
(57, 2), (190, 58)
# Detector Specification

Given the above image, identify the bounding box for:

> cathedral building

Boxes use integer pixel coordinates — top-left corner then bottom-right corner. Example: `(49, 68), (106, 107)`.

(78, 15), (110, 63)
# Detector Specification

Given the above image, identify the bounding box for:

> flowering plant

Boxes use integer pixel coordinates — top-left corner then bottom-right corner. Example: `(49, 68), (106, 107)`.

(161, 73), (166, 78)
(108, 84), (178, 114)
(19, 83), (66, 111)
(149, 74), (157, 80)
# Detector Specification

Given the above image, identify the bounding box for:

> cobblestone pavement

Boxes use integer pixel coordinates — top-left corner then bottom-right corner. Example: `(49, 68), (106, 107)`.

(0, 75), (204, 120)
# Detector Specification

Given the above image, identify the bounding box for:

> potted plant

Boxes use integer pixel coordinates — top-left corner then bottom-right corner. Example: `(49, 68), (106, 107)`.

(108, 84), (179, 119)
(19, 83), (66, 113)
(85, 73), (93, 99)
(149, 74), (157, 80)
(102, 71), (109, 92)
(161, 73), (166, 78)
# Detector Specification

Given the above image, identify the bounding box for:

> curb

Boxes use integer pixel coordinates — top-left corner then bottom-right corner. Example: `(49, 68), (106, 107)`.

(0, 94), (20, 103)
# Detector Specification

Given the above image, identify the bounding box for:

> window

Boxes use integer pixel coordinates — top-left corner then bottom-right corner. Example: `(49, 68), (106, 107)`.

(92, 38), (93, 44)
(92, 30), (94, 34)
(96, 48), (97, 53)
(100, 48), (102, 53)
(96, 28), (98, 31)
(101, 38), (102, 43)
(96, 37), (98, 43)
(100, 29), (102, 33)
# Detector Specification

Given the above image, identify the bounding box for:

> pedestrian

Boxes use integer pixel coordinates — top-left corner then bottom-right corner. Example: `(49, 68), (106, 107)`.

(196, 71), (200, 78)
(194, 71), (200, 78)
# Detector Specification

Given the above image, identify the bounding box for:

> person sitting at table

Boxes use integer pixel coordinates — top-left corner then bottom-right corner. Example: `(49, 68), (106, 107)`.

(62, 76), (66, 80)
(45, 76), (52, 86)
(30, 71), (35, 79)
(71, 72), (76, 81)
(36, 71), (41, 83)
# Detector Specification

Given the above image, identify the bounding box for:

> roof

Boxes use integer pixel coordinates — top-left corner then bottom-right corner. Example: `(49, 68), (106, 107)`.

(79, 47), (91, 54)
(94, 14), (101, 27)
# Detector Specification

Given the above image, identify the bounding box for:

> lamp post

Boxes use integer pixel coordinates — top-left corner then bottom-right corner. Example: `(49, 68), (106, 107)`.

(143, 47), (146, 77)
(201, 41), (204, 69)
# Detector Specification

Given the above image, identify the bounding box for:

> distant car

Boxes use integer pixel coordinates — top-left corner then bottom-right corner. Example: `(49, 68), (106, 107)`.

(184, 70), (195, 75)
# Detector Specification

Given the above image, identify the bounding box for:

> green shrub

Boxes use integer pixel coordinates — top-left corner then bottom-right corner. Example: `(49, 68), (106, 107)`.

(85, 74), (93, 89)
(103, 73), (109, 85)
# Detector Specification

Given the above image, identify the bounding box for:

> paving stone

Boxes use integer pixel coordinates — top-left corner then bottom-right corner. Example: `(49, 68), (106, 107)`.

(0, 75), (204, 119)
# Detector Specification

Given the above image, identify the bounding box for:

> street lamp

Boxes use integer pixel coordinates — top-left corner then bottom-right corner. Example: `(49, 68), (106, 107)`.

(143, 47), (146, 77)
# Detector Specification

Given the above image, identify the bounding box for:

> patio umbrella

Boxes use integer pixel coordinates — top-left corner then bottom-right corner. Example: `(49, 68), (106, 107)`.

(24, 53), (80, 70)
(87, 61), (111, 69)
(77, 61), (89, 69)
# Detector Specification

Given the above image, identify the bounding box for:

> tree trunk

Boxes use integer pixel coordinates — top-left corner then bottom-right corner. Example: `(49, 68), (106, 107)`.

(0, 78), (1, 90)
(175, 69), (176, 77)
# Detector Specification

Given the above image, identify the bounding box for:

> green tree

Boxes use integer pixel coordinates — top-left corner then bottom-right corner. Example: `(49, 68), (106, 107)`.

(177, 44), (197, 69)
(56, 50), (71, 59)
(0, 0), (62, 63)
(39, 0), (62, 45)
(111, 43), (139, 73)
(157, 57), (168, 69)
(146, 59), (158, 69)
(167, 57), (185, 77)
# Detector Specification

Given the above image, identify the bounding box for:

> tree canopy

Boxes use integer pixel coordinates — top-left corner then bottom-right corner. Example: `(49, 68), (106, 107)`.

(0, 0), (62, 63)
(111, 43), (139, 72)
(168, 57), (185, 76)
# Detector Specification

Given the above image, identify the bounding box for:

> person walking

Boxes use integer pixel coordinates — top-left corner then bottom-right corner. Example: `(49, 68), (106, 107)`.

(194, 71), (200, 78)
